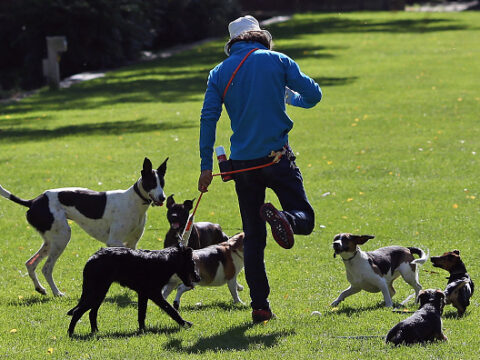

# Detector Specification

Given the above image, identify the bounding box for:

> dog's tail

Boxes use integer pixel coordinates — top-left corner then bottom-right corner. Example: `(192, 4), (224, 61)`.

(0, 184), (32, 208)
(408, 247), (429, 266)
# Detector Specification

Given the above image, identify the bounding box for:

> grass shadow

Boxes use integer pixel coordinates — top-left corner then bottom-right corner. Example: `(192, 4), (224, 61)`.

(176, 300), (249, 312)
(270, 16), (470, 40)
(7, 294), (53, 307)
(164, 322), (294, 353)
(443, 309), (464, 319)
(326, 302), (388, 316)
(104, 293), (137, 309)
(0, 118), (196, 144)
(70, 324), (181, 341)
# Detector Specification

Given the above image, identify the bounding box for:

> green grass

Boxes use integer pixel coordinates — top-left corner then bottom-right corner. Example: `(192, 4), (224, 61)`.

(1, 10), (480, 359)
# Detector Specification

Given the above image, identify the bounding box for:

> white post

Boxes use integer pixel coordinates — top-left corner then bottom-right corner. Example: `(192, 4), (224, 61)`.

(42, 36), (67, 89)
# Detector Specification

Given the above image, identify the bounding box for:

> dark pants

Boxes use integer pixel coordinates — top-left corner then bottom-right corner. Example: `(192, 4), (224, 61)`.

(231, 147), (314, 310)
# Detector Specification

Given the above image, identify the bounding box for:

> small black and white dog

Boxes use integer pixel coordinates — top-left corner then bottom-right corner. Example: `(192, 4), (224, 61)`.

(431, 250), (474, 316)
(67, 245), (200, 337)
(386, 289), (447, 346)
(0, 157), (167, 296)
(164, 194), (228, 249)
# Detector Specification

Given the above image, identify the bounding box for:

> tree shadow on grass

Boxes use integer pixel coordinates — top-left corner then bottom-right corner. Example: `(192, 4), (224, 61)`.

(164, 322), (295, 353)
(270, 16), (471, 40)
(0, 117), (196, 144)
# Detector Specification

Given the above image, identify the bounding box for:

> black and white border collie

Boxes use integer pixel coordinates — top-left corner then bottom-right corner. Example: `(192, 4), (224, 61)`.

(0, 157), (167, 296)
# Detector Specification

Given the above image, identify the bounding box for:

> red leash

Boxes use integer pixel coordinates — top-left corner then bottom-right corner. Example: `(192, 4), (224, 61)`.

(183, 191), (204, 234)
(212, 160), (276, 177)
(222, 48), (258, 102)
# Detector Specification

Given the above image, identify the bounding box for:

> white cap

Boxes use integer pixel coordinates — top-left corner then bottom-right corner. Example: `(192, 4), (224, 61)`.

(224, 15), (272, 55)
(215, 145), (226, 156)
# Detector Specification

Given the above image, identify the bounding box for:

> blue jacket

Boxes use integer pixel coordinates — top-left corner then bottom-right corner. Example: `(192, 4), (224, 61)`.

(200, 41), (322, 171)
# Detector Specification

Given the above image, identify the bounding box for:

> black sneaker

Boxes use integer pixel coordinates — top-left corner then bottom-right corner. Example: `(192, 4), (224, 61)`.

(260, 203), (294, 249)
(252, 308), (276, 323)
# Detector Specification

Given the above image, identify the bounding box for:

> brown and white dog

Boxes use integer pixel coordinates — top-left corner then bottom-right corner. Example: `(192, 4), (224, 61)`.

(386, 289), (447, 346)
(331, 233), (428, 307)
(431, 250), (474, 316)
(164, 195), (228, 249)
(163, 232), (245, 309)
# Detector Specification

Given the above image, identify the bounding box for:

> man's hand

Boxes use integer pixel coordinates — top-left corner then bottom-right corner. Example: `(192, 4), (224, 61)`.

(285, 87), (298, 105)
(198, 170), (213, 192)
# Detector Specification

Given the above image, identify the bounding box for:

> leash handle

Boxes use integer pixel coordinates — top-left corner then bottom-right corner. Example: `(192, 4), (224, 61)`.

(222, 48), (259, 102)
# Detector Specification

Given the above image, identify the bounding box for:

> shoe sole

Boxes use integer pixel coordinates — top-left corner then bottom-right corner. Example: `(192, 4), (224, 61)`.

(260, 204), (294, 249)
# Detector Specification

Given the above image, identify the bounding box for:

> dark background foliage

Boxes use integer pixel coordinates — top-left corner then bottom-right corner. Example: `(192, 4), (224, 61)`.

(0, 0), (240, 93)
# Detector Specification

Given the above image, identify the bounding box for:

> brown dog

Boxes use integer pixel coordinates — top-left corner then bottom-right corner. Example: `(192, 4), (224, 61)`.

(431, 250), (474, 316)
(163, 232), (245, 309)
(164, 195), (228, 249)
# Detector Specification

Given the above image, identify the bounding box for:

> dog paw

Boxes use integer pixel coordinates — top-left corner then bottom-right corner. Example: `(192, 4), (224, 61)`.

(35, 287), (47, 295)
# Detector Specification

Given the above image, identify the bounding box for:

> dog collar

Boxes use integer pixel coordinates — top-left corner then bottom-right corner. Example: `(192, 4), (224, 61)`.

(342, 250), (358, 262)
(133, 182), (152, 205)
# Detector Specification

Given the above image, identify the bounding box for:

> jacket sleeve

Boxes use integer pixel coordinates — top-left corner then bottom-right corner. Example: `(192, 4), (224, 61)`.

(284, 56), (322, 108)
(199, 69), (223, 171)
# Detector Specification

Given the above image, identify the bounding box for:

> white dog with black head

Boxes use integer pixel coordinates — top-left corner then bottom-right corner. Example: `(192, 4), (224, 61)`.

(0, 157), (167, 296)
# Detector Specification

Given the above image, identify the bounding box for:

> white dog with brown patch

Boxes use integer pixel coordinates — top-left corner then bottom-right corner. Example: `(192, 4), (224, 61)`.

(331, 233), (428, 307)
(163, 232), (245, 309)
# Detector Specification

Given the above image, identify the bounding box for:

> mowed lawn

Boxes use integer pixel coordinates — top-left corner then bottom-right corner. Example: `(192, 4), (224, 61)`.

(0, 10), (479, 359)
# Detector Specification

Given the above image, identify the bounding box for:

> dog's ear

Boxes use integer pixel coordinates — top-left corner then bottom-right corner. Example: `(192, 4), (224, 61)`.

(417, 290), (429, 305)
(157, 157), (168, 178)
(435, 289), (446, 311)
(143, 157), (153, 172)
(453, 249), (460, 255)
(351, 234), (374, 245)
(183, 199), (194, 210)
(166, 194), (175, 209)
(435, 289), (446, 300)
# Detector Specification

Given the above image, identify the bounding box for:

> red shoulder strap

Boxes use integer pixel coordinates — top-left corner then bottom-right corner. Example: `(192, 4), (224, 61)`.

(222, 48), (259, 102)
